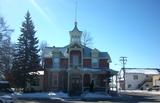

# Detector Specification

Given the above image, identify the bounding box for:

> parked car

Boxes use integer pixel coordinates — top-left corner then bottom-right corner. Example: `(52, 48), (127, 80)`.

(148, 85), (160, 91)
(0, 81), (15, 103)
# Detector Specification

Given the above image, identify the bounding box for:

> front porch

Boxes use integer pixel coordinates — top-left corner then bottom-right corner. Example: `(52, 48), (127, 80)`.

(43, 68), (116, 96)
(67, 68), (111, 96)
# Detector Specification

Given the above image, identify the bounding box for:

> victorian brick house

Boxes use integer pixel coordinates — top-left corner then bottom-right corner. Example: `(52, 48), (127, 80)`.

(42, 22), (113, 95)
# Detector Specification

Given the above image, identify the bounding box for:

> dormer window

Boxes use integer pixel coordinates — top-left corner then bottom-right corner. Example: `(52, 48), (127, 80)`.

(92, 48), (99, 58)
(53, 57), (59, 68)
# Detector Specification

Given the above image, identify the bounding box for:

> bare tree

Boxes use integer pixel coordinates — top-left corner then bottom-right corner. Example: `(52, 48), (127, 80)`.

(40, 41), (48, 52)
(39, 41), (48, 68)
(0, 17), (13, 75)
(82, 30), (93, 47)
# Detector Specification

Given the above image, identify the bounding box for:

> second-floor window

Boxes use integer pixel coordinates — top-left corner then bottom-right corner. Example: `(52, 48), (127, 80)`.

(53, 58), (59, 68)
(92, 58), (98, 68)
(99, 59), (108, 68)
(128, 84), (132, 88)
(72, 55), (79, 66)
(44, 58), (52, 68)
(83, 59), (91, 68)
(60, 58), (68, 68)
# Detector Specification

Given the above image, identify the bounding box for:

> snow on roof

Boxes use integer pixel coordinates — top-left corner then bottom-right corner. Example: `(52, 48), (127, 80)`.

(37, 71), (44, 75)
(125, 68), (160, 75)
(81, 68), (115, 74)
(43, 46), (68, 58)
(29, 71), (44, 75)
(43, 47), (53, 57)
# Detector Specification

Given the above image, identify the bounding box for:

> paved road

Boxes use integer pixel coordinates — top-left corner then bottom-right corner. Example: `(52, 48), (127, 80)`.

(16, 92), (160, 103)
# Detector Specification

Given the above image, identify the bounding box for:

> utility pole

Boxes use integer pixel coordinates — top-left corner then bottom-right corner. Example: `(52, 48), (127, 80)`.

(120, 56), (127, 90)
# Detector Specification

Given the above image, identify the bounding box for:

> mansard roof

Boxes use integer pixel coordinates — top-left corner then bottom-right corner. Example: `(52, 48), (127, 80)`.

(83, 46), (111, 62)
(43, 45), (69, 58)
(43, 45), (111, 62)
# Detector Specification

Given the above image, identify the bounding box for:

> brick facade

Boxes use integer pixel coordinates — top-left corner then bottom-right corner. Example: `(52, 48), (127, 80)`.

(41, 22), (112, 95)
(60, 58), (68, 68)
(44, 58), (52, 68)
(99, 59), (109, 68)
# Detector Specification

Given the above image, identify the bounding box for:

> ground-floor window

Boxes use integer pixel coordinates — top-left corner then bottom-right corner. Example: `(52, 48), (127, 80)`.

(53, 74), (58, 86)
(92, 74), (106, 87)
(50, 73), (58, 87)
(30, 77), (40, 86)
(128, 84), (132, 88)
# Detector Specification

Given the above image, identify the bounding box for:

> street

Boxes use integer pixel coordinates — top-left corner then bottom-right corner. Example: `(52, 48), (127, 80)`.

(15, 92), (160, 103)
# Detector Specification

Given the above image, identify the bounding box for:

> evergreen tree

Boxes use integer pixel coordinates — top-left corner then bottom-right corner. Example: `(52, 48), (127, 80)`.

(12, 11), (40, 88)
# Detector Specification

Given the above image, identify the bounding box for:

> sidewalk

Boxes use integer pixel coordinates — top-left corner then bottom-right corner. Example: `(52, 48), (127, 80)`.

(119, 90), (160, 95)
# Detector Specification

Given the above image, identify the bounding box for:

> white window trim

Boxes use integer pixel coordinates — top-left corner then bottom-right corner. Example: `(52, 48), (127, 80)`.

(92, 58), (99, 68)
(133, 75), (138, 80)
(53, 57), (60, 68)
(72, 55), (79, 66)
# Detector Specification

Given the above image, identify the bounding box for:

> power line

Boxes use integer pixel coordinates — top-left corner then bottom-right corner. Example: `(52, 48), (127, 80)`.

(120, 56), (127, 68)
(119, 56), (127, 90)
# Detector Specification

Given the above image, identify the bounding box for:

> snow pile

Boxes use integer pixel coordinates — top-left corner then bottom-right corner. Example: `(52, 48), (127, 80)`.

(48, 92), (56, 96)
(55, 92), (69, 98)
(81, 92), (111, 100)
(15, 92), (52, 99)
(14, 91), (112, 100)
(121, 90), (160, 95)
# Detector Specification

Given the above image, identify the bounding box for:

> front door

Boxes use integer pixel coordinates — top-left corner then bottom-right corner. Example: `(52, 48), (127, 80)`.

(71, 77), (82, 95)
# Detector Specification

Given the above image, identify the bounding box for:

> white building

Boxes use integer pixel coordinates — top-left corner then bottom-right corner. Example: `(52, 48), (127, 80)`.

(118, 68), (160, 90)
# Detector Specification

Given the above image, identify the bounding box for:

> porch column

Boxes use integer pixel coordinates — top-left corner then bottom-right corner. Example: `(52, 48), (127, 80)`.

(116, 74), (118, 92)
(90, 73), (93, 81)
(82, 73), (84, 92)
(112, 76), (114, 91)
(68, 72), (70, 93)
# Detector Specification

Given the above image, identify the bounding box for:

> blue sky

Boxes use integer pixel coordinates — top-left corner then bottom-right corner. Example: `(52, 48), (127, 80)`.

(0, 0), (160, 70)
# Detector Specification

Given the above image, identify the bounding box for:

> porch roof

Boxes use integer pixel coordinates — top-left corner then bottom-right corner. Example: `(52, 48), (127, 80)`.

(81, 68), (117, 75)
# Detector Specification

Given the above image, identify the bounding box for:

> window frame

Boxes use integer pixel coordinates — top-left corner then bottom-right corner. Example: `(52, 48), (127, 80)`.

(92, 58), (98, 68)
(53, 57), (60, 68)
(133, 75), (138, 80)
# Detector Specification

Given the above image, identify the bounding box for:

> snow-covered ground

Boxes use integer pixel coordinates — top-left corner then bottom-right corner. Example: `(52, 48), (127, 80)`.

(120, 90), (160, 95)
(13, 91), (111, 100)
(81, 92), (111, 100)
(14, 92), (68, 100)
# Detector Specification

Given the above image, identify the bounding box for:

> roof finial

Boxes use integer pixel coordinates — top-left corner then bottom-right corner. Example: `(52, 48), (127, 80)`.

(75, 0), (78, 25)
